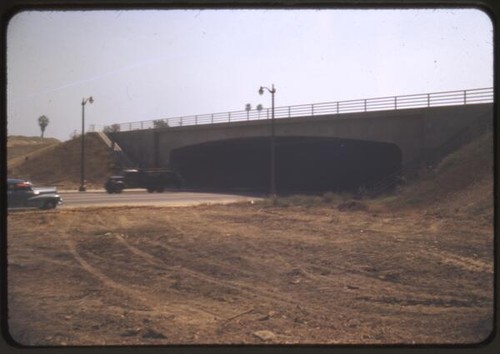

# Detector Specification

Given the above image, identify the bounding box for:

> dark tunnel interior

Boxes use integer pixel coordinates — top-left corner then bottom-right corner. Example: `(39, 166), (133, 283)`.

(170, 137), (402, 193)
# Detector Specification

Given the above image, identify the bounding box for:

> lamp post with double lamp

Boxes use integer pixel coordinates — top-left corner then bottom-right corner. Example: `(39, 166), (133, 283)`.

(79, 96), (94, 192)
(258, 84), (276, 199)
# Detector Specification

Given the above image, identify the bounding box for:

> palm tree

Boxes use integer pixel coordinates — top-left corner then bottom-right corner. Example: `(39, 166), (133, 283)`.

(38, 115), (49, 138)
(257, 104), (263, 119)
(245, 103), (252, 120)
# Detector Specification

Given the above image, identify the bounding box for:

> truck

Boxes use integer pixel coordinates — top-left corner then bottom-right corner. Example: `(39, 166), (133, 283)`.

(7, 178), (63, 210)
(104, 168), (183, 194)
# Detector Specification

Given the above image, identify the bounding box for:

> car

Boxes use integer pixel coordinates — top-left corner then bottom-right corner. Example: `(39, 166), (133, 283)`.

(104, 168), (183, 193)
(7, 178), (63, 210)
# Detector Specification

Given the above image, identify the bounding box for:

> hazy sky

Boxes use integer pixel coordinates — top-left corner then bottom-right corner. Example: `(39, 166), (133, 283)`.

(7, 8), (493, 141)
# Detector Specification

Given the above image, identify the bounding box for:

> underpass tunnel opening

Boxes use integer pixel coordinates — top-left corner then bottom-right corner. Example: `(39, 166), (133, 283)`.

(170, 137), (402, 193)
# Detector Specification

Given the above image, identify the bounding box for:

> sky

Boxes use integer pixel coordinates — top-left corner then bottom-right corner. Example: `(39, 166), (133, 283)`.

(6, 8), (494, 141)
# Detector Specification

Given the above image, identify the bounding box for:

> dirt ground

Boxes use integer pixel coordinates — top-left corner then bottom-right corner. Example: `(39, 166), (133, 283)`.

(6, 201), (494, 346)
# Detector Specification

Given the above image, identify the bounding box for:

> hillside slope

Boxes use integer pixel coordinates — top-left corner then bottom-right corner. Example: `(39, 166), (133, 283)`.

(7, 136), (60, 162)
(387, 130), (493, 222)
(7, 133), (116, 189)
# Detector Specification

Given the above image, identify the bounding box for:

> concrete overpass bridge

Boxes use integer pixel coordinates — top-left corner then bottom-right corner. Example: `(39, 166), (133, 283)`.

(102, 88), (493, 192)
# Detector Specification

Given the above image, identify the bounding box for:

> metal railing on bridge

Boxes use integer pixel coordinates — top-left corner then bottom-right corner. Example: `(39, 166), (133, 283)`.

(90, 87), (493, 133)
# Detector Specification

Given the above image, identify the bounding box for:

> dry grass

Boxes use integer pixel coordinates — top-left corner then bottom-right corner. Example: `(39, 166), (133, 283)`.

(7, 201), (493, 345)
(7, 133), (116, 189)
(385, 131), (493, 219)
(7, 136), (59, 161)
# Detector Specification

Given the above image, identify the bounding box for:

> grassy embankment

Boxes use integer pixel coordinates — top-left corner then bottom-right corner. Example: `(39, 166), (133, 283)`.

(7, 133), (116, 190)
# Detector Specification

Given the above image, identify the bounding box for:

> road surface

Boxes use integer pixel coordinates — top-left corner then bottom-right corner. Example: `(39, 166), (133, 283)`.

(59, 190), (262, 208)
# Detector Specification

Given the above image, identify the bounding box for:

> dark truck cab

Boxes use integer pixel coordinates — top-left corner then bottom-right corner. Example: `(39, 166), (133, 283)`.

(104, 168), (182, 193)
(7, 178), (63, 209)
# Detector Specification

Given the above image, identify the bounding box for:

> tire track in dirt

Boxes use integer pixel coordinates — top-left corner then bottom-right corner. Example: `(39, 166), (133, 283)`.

(115, 229), (428, 314)
(422, 249), (492, 273)
(63, 237), (220, 322)
(62, 213), (487, 320)
(112, 233), (328, 313)
(67, 233), (260, 321)
(34, 254), (82, 270)
(64, 238), (152, 307)
(113, 230), (433, 323)
(277, 247), (484, 306)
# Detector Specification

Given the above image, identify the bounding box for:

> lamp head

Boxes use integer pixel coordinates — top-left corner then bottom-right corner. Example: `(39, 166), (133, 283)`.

(89, 96), (94, 104)
(258, 87), (264, 95)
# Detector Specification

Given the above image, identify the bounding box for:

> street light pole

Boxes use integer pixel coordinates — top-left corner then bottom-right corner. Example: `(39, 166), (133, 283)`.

(79, 96), (94, 192)
(259, 84), (276, 200)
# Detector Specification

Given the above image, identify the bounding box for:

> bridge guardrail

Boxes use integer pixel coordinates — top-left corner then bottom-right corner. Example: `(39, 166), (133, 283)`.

(90, 87), (493, 133)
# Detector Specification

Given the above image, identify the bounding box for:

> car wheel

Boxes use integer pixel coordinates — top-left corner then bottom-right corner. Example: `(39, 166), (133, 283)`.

(156, 187), (165, 193)
(147, 188), (155, 193)
(42, 200), (57, 210)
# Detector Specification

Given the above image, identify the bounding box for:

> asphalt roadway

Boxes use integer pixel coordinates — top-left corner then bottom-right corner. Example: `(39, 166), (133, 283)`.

(59, 189), (262, 208)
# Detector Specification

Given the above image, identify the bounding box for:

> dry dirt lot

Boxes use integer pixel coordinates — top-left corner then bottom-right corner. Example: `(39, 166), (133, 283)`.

(6, 201), (493, 346)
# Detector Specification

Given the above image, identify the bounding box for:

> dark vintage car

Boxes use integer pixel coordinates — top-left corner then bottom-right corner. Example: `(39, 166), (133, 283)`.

(7, 178), (63, 210)
(104, 168), (182, 193)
